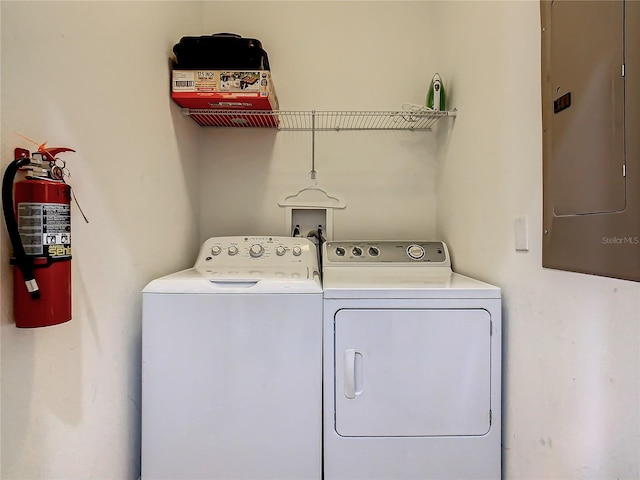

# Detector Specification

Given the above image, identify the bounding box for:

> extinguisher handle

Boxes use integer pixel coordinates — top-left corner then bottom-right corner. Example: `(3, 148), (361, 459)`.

(2, 156), (41, 299)
(42, 147), (76, 162)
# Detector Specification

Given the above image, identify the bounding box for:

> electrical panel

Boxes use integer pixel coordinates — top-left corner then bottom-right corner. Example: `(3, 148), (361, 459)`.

(541, 0), (640, 281)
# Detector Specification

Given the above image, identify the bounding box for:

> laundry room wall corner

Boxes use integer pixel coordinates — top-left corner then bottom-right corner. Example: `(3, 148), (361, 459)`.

(435, 2), (640, 479)
(1, 2), (202, 479)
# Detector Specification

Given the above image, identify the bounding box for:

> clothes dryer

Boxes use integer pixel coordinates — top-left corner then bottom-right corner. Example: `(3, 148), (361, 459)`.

(322, 240), (502, 480)
(142, 236), (322, 480)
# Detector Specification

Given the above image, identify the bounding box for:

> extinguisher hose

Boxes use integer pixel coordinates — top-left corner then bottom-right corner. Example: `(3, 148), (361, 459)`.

(2, 157), (41, 299)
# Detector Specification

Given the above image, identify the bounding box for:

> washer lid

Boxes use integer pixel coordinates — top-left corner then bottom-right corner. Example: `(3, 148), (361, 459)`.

(143, 267), (322, 294)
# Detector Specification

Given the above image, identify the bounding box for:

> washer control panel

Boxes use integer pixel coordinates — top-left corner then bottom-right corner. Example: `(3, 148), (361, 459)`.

(324, 241), (449, 265)
(194, 236), (318, 267)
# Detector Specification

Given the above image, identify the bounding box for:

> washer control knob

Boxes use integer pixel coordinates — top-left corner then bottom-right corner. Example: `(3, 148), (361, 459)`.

(249, 244), (264, 258)
(407, 244), (425, 260)
(211, 245), (222, 256)
(292, 246), (302, 256)
(335, 247), (346, 257)
(275, 246), (286, 256)
(368, 246), (380, 257)
(352, 246), (363, 257)
(228, 245), (239, 256)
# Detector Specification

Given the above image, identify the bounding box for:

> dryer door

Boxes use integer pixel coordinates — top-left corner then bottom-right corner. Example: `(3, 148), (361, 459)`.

(334, 308), (491, 437)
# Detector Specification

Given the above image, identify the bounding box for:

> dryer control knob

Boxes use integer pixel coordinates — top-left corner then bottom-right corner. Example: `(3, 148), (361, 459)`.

(249, 244), (264, 258)
(407, 244), (425, 260)
(292, 246), (302, 256)
(211, 245), (222, 256)
(352, 246), (363, 257)
(228, 245), (239, 256)
(275, 246), (286, 256)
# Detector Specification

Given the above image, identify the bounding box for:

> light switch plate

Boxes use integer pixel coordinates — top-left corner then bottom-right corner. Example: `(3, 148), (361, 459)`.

(515, 217), (529, 252)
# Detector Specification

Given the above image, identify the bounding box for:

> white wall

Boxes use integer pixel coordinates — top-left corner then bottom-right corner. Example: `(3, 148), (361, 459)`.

(435, 2), (640, 479)
(1, 2), (202, 478)
(1, 1), (638, 480)
(198, 1), (441, 241)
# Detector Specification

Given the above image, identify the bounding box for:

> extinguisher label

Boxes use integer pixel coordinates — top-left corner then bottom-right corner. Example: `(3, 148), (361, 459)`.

(17, 202), (71, 258)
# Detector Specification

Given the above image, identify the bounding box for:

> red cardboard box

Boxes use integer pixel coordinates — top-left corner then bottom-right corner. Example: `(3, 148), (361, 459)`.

(172, 70), (279, 127)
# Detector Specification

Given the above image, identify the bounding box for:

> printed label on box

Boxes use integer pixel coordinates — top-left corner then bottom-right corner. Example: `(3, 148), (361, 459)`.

(172, 71), (197, 91)
(220, 72), (261, 92)
(172, 70), (274, 94)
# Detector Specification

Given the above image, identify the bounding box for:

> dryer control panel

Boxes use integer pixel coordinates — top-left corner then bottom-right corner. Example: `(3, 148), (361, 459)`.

(194, 236), (318, 268)
(324, 241), (450, 266)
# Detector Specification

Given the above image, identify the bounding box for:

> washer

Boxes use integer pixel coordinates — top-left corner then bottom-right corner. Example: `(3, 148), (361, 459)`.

(142, 236), (322, 480)
(322, 240), (502, 480)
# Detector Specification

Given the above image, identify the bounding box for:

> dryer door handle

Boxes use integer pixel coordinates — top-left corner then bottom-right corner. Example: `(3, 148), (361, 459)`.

(344, 349), (363, 399)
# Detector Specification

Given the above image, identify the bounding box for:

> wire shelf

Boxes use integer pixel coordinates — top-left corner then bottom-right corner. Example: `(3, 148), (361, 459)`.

(182, 108), (457, 130)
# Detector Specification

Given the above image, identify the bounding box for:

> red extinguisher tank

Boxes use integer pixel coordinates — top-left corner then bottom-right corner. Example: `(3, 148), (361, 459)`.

(13, 178), (72, 327)
(3, 146), (75, 328)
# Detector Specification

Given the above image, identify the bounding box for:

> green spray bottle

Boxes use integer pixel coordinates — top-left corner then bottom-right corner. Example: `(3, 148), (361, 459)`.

(426, 73), (446, 111)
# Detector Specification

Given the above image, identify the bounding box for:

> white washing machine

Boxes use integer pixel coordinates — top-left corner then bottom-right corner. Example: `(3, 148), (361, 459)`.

(142, 236), (322, 480)
(322, 241), (502, 480)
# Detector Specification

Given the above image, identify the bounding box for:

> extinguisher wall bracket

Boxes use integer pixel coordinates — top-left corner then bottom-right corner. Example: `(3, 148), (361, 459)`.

(14, 148), (30, 161)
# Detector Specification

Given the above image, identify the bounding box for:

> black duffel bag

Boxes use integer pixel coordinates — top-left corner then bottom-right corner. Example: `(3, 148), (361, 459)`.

(173, 33), (270, 70)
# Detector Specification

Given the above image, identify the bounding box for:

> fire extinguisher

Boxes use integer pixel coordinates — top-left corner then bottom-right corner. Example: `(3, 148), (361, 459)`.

(2, 146), (75, 328)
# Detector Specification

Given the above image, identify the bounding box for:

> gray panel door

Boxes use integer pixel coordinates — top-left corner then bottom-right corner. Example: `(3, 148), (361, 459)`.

(550, 0), (625, 215)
